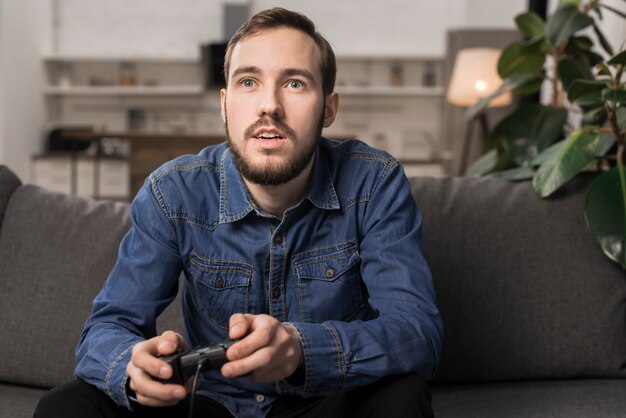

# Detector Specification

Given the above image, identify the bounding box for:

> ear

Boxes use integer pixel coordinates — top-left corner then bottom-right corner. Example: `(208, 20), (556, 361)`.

(322, 92), (339, 128)
(220, 88), (227, 124)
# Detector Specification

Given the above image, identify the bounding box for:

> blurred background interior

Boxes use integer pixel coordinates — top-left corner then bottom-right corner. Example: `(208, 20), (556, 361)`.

(0, 0), (624, 201)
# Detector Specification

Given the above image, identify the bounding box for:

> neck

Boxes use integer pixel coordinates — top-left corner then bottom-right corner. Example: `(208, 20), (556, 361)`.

(243, 158), (314, 218)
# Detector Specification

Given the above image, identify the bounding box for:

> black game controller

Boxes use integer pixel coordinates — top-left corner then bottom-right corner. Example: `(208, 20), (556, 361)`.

(158, 340), (236, 385)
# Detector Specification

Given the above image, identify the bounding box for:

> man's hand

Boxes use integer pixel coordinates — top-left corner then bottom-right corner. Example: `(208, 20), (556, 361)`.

(222, 314), (304, 383)
(126, 330), (188, 407)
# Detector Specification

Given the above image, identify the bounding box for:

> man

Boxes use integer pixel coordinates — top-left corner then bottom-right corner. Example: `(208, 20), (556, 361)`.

(35, 7), (442, 418)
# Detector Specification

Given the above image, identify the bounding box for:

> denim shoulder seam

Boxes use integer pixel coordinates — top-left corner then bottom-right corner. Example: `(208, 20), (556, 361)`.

(150, 161), (219, 218)
(169, 213), (221, 231)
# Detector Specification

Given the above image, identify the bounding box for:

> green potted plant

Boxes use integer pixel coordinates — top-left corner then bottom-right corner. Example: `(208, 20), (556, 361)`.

(466, 0), (626, 269)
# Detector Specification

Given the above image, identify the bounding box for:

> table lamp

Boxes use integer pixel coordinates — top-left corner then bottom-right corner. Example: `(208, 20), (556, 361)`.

(447, 47), (512, 174)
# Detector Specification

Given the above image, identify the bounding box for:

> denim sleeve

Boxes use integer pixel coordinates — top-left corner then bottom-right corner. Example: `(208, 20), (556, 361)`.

(74, 180), (182, 408)
(288, 163), (443, 396)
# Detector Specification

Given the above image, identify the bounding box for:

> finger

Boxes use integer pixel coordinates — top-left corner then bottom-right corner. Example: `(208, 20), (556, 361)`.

(222, 345), (275, 378)
(157, 331), (186, 356)
(228, 315), (276, 361)
(127, 361), (187, 406)
(229, 313), (254, 340)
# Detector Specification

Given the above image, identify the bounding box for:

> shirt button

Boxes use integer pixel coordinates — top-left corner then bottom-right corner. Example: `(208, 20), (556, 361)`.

(255, 393), (265, 403)
(214, 277), (224, 288)
(274, 234), (283, 245)
(271, 287), (281, 299)
(325, 267), (335, 278)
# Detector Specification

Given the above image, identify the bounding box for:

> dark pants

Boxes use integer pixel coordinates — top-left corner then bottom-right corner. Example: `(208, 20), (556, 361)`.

(34, 374), (433, 418)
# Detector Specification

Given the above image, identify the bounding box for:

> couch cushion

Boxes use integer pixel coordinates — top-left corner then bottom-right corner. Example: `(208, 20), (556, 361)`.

(431, 379), (626, 418)
(0, 165), (22, 235)
(0, 383), (47, 418)
(0, 185), (131, 388)
(411, 175), (626, 383)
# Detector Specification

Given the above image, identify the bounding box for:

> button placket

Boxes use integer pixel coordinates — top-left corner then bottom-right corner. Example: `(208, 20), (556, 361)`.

(268, 226), (287, 320)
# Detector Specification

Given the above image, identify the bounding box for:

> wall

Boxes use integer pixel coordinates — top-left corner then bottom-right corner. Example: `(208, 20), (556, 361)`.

(0, 0), (51, 181)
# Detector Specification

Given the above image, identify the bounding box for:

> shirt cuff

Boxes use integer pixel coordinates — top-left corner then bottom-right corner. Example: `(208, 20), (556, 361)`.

(285, 321), (346, 397)
(105, 345), (134, 409)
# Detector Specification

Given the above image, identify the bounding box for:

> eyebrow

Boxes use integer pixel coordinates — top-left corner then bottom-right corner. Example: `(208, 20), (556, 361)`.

(230, 66), (316, 83)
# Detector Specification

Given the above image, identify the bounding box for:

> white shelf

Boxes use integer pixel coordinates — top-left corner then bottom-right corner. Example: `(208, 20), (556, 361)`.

(43, 85), (205, 96)
(335, 85), (444, 97)
(42, 54), (199, 64)
(336, 54), (444, 61)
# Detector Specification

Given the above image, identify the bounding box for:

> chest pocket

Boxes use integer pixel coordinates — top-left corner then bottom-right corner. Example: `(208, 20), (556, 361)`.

(188, 253), (253, 329)
(294, 241), (364, 323)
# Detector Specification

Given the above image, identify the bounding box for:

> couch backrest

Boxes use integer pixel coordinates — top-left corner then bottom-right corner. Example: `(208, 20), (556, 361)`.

(411, 174), (626, 383)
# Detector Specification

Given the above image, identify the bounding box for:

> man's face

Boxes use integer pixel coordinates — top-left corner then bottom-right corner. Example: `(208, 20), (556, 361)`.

(220, 27), (336, 185)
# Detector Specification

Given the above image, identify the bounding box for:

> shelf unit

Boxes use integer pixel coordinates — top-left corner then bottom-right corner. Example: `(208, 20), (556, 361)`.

(330, 55), (448, 176)
(37, 53), (449, 200)
(42, 55), (204, 96)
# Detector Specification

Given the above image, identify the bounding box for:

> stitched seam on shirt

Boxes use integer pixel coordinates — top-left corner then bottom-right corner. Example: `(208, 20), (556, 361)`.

(168, 213), (219, 231)
(339, 151), (398, 169)
(105, 345), (133, 405)
(321, 323), (345, 392)
(293, 241), (358, 266)
(189, 252), (254, 272)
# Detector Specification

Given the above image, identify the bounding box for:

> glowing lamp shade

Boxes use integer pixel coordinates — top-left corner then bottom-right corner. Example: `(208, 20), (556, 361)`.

(447, 47), (512, 108)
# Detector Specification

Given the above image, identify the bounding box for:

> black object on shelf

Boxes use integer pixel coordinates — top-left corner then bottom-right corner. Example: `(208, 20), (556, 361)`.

(47, 126), (94, 153)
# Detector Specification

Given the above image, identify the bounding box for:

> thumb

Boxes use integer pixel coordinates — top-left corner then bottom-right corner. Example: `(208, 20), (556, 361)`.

(157, 330), (186, 355)
(229, 313), (253, 339)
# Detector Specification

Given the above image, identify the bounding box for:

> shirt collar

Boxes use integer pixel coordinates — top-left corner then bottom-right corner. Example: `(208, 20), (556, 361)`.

(218, 141), (340, 224)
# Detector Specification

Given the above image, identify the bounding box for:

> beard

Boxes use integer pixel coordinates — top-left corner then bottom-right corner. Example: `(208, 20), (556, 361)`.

(225, 107), (325, 186)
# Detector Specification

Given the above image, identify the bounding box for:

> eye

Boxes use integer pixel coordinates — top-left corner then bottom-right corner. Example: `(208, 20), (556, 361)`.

(287, 80), (304, 89)
(240, 78), (256, 88)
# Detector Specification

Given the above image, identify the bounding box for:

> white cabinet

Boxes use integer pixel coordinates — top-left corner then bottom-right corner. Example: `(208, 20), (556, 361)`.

(33, 155), (130, 200)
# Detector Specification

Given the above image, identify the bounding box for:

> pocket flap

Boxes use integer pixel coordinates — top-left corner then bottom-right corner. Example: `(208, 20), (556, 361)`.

(189, 253), (252, 290)
(294, 242), (360, 281)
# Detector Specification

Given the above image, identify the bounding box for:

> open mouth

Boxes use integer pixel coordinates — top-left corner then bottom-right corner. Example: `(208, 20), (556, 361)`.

(256, 132), (284, 140)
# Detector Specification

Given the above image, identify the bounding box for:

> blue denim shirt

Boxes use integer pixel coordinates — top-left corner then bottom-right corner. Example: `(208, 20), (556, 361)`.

(75, 138), (443, 418)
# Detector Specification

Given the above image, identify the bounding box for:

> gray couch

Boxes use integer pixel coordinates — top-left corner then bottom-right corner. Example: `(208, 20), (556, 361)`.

(1, 164), (625, 417)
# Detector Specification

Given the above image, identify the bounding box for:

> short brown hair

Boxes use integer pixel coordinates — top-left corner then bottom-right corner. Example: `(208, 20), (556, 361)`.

(223, 7), (336, 96)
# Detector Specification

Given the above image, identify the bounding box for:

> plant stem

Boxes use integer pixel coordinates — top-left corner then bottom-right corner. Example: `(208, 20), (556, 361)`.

(618, 145), (626, 266)
(607, 103), (626, 265)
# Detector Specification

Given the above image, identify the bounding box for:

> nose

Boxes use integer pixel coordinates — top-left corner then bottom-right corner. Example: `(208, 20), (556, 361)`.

(256, 86), (284, 119)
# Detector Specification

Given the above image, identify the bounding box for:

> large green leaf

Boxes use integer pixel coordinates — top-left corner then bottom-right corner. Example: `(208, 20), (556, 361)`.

(503, 104), (568, 165)
(608, 50), (626, 66)
(564, 36), (605, 66)
(585, 167), (626, 268)
(557, 58), (594, 90)
(603, 87), (626, 109)
(546, 3), (594, 47)
(466, 149), (498, 177)
(531, 139), (565, 167)
(515, 11), (545, 38)
(567, 79), (608, 104)
(498, 40), (546, 78)
(533, 127), (602, 197)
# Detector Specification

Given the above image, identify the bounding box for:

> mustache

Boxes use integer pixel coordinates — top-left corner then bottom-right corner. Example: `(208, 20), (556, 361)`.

(243, 117), (297, 140)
